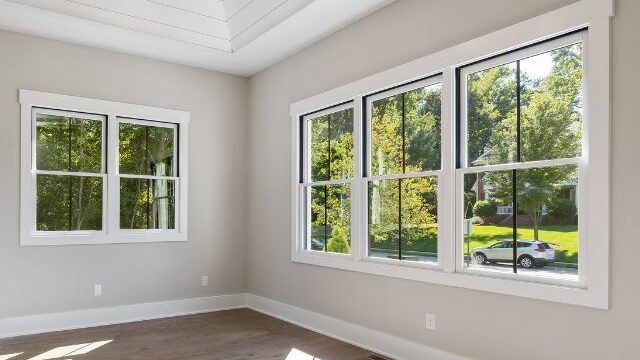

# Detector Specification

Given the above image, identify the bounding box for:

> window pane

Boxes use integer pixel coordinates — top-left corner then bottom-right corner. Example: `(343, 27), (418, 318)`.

(119, 122), (175, 177)
(466, 42), (583, 167)
(463, 170), (514, 274)
(400, 177), (438, 262)
(307, 186), (326, 251)
(305, 184), (351, 254)
(404, 83), (442, 172)
(516, 165), (578, 280)
(120, 178), (176, 229)
(520, 43), (583, 162)
(369, 179), (399, 259)
(369, 177), (437, 263)
(463, 165), (578, 281)
(36, 174), (103, 231)
(329, 108), (354, 180)
(307, 108), (353, 182)
(371, 95), (403, 176)
(466, 63), (517, 167)
(309, 115), (329, 182)
(36, 112), (103, 173)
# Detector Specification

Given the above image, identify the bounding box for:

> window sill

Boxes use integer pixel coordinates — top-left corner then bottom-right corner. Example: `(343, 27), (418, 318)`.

(21, 231), (187, 246)
(291, 251), (605, 309)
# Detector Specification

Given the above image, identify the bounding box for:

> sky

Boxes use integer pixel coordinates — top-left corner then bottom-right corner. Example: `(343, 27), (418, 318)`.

(521, 51), (554, 80)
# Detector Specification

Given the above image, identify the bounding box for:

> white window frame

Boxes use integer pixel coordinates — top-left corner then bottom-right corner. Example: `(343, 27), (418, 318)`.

(20, 90), (190, 246)
(290, 0), (612, 308)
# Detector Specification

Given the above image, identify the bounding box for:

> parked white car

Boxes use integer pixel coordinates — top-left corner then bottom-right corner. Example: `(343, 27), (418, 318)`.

(471, 240), (555, 268)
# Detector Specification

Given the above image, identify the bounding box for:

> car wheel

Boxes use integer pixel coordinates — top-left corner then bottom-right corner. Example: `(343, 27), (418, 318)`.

(518, 255), (534, 268)
(474, 253), (487, 264)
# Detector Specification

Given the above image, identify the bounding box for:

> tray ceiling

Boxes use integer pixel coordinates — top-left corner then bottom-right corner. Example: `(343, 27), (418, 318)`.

(0, 0), (395, 75)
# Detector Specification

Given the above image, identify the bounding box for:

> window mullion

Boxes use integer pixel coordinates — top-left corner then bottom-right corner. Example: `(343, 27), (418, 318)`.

(512, 59), (522, 274)
(107, 114), (119, 237)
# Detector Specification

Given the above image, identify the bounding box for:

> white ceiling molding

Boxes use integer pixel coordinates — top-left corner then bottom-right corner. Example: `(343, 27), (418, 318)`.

(0, 0), (396, 76)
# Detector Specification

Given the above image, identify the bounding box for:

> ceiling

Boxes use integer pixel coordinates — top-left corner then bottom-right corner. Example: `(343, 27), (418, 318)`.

(0, 0), (395, 76)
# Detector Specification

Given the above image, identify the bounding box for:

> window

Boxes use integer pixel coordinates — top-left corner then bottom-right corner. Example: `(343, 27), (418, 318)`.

(20, 90), (189, 245)
(301, 104), (354, 254)
(459, 33), (584, 282)
(291, 0), (611, 308)
(365, 78), (442, 263)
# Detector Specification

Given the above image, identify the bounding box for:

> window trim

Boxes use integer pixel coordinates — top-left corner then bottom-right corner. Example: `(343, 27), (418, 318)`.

(20, 90), (190, 246)
(290, 0), (612, 308)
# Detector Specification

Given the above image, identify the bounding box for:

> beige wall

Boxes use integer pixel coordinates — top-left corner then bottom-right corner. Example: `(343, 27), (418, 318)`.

(247, 0), (638, 359)
(0, 30), (249, 318)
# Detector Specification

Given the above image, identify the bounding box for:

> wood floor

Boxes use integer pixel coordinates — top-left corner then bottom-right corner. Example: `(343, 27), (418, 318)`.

(0, 309), (389, 360)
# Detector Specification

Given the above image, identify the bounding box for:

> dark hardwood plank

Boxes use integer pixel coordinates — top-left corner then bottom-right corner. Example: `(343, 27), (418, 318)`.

(0, 309), (389, 360)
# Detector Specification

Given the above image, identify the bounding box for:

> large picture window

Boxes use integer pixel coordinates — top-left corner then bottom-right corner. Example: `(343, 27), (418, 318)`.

(20, 90), (189, 245)
(458, 33), (584, 282)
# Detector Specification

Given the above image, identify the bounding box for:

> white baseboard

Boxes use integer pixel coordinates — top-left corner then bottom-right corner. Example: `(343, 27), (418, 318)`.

(0, 293), (470, 360)
(0, 293), (248, 339)
(246, 294), (471, 360)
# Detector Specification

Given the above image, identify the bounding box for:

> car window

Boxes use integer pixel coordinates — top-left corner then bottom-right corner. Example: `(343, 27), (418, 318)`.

(490, 243), (504, 249)
(517, 242), (530, 248)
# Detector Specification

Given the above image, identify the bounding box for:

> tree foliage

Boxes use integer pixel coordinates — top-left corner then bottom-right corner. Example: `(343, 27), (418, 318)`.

(472, 43), (583, 240)
(368, 85), (440, 253)
(473, 200), (497, 217)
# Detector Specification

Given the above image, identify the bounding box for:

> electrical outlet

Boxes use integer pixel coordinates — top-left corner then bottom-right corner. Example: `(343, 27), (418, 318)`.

(425, 313), (436, 330)
(94, 284), (102, 297)
(201, 275), (209, 287)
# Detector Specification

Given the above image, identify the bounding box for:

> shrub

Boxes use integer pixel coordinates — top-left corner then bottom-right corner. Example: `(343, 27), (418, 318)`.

(327, 226), (351, 253)
(473, 200), (497, 217)
(548, 198), (577, 217)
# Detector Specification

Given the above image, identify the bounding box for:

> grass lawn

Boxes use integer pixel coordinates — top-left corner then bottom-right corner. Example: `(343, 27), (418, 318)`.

(465, 225), (578, 264)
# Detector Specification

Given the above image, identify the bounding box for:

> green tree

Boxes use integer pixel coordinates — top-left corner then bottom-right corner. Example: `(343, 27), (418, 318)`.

(327, 226), (351, 253)
(309, 108), (353, 253)
(478, 44), (582, 240)
(368, 85), (440, 253)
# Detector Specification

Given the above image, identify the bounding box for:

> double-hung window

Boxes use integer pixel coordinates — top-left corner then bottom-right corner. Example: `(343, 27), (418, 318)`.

(118, 119), (178, 232)
(457, 32), (585, 283)
(365, 78), (442, 264)
(292, 0), (611, 308)
(20, 90), (189, 245)
(301, 103), (354, 254)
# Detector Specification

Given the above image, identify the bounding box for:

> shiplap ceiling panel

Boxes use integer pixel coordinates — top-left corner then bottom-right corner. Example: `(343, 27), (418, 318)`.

(227, 0), (313, 49)
(223, 0), (252, 19)
(149, 0), (227, 21)
(0, 0), (397, 75)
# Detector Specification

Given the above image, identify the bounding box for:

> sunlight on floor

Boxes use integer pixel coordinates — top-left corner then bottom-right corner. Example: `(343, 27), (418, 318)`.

(285, 348), (324, 360)
(0, 353), (23, 360)
(26, 340), (112, 360)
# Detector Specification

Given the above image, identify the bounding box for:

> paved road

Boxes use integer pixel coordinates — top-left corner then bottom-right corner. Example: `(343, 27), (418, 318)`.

(370, 252), (578, 281)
